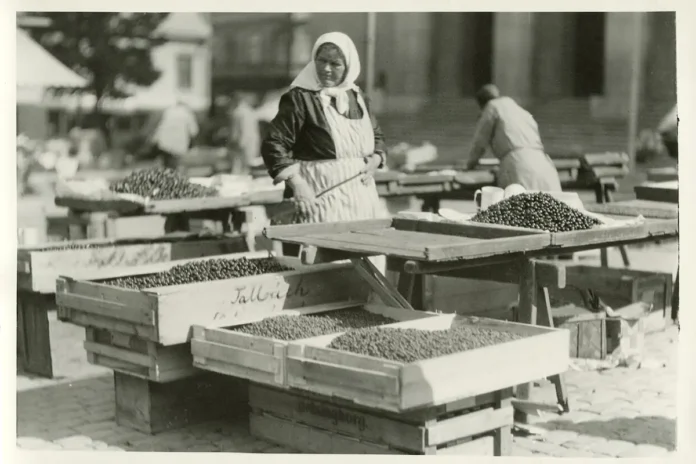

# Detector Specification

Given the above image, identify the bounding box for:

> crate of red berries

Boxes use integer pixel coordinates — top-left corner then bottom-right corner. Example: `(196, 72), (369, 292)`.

(56, 254), (372, 347)
(285, 314), (569, 413)
(190, 304), (438, 388)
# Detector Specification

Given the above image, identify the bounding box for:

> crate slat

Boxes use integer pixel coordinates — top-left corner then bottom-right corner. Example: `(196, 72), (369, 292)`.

(83, 327), (198, 382)
(286, 315), (569, 413)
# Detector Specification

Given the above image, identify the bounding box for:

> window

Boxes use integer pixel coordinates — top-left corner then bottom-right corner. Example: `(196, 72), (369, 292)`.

(177, 53), (194, 90)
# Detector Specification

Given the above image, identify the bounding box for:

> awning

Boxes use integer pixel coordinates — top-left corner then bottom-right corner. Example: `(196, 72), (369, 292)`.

(16, 28), (87, 104)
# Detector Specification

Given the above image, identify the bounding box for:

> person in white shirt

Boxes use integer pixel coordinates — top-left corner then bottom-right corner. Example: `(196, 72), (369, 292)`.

(151, 98), (200, 170)
(465, 84), (562, 191)
(227, 92), (261, 175)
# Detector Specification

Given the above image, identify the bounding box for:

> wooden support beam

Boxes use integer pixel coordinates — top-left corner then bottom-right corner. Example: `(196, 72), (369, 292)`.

(352, 258), (414, 310)
(300, 246), (363, 265)
(432, 261), (523, 284)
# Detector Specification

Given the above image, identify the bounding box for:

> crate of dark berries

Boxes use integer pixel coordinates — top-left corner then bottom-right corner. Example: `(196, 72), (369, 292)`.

(54, 168), (254, 214)
(56, 253), (372, 346)
(190, 304), (439, 388)
(18, 233), (251, 294)
(468, 192), (648, 248)
(285, 314), (570, 412)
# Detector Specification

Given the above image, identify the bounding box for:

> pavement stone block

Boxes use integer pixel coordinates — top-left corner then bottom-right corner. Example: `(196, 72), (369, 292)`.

(514, 438), (573, 456)
(537, 430), (580, 445)
(587, 438), (638, 457)
(618, 443), (670, 457)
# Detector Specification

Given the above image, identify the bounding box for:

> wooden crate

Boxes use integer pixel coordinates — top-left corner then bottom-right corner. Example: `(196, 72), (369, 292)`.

(286, 315), (569, 412)
(18, 233), (251, 294)
(634, 181), (679, 204)
(552, 265), (673, 316)
(114, 371), (248, 435)
(66, 212), (167, 240)
(424, 277), (519, 316)
(84, 327), (198, 382)
(17, 235), (252, 379)
(191, 304), (439, 388)
(17, 291), (57, 377)
(57, 257), (372, 346)
(552, 305), (607, 360)
(249, 383), (513, 455)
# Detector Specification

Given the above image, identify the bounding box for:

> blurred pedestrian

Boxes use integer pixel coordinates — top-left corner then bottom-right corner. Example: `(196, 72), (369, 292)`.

(657, 104), (677, 160)
(465, 84), (562, 191)
(151, 97), (199, 171)
(227, 92), (261, 175)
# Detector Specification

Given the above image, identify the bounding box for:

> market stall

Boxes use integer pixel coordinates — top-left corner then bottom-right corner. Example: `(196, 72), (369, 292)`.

(54, 168), (284, 247)
(264, 190), (677, 428)
(17, 233), (250, 378)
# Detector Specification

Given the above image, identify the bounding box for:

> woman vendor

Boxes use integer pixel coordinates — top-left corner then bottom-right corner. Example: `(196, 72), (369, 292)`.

(465, 84), (562, 192)
(261, 32), (388, 256)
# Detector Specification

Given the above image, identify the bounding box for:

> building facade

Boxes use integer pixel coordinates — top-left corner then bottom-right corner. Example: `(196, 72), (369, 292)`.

(211, 12), (676, 120)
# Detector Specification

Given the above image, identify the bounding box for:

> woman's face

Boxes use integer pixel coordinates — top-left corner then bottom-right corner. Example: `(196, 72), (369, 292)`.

(315, 44), (346, 88)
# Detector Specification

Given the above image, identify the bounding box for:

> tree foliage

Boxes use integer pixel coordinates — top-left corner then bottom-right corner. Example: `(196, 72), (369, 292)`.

(27, 13), (170, 107)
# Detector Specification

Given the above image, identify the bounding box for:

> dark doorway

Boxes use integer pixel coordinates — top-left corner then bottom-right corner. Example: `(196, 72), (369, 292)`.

(470, 12), (494, 93)
(573, 12), (606, 97)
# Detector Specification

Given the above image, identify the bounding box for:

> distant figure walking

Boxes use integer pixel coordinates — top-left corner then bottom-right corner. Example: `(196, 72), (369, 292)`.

(151, 98), (199, 171)
(227, 92), (261, 175)
(465, 84), (562, 192)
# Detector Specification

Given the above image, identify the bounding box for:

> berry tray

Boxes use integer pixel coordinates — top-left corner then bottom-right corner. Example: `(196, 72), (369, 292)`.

(18, 233), (251, 294)
(285, 315), (569, 413)
(56, 255), (372, 346)
(190, 304), (439, 389)
(265, 217), (551, 262)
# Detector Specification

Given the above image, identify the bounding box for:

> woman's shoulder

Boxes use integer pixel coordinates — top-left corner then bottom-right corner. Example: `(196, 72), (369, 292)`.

(283, 87), (318, 100)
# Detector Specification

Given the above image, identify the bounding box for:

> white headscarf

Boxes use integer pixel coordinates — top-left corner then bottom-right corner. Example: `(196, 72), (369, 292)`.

(291, 32), (361, 115)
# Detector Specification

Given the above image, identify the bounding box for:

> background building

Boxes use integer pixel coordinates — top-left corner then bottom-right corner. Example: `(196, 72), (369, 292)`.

(211, 12), (676, 158)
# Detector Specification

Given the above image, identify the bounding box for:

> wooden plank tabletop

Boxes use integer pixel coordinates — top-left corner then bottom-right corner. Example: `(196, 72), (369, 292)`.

(587, 200), (678, 219)
(266, 212), (674, 263)
(266, 220), (552, 261)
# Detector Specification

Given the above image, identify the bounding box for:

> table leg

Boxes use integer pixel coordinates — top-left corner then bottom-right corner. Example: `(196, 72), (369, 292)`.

(536, 286), (570, 412)
(514, 260), (537, 424)
(421, 196), (440, 213)
(396, 272), (426, 310)
(603, 183), (631, 267)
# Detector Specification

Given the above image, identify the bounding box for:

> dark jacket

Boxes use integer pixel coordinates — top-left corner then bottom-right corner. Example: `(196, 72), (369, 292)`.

(261, 87), (387, 181)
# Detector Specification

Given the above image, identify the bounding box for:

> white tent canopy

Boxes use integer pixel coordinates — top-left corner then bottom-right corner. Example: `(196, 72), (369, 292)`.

(16, 28), (87, 104)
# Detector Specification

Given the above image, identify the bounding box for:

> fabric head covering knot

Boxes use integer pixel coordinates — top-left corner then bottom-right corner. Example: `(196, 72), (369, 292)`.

(291, 32), (361, 115)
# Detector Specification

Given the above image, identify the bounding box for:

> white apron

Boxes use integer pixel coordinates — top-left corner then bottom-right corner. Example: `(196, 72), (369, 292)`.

(295, 93), (387, 223)
(294, 94), (388, 276)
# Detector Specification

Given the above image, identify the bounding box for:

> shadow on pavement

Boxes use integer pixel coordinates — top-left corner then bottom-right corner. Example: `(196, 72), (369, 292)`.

(540, 416), (676, 450)
(16, 375), (273, 452)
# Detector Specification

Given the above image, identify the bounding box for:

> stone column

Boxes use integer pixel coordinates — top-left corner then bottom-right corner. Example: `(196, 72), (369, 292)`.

(591, 12), (649, 120)
(532, 13), (574, 98)
(493, 13), (535, 104)
(387, 13), (433, 113)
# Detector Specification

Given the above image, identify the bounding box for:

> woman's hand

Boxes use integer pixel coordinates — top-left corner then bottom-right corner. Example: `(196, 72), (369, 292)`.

(287, 175), (316, 202)
(361, 153), (382, 184)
